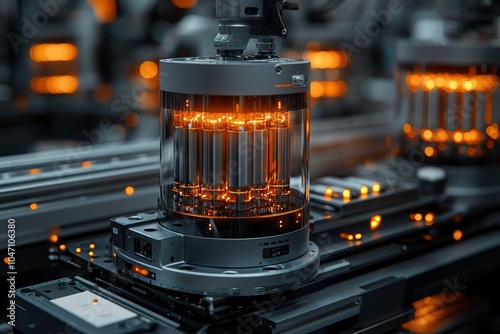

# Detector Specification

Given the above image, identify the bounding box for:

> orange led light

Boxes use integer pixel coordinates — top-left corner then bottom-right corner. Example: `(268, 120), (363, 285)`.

(310, 81), (347, 98)
(370, 215), (382, 230)
(406, 73), (498, 92)
(49, 234), (59, 243)
(342, 189), (351, 200)
(360, 186), (369, 196)
(87, 0), (116, 23)
(30, 43), (78, 62)
(81, 161), (92, 168)
(424, 213), (434, 223)
(372, 183), (381, 194)
(139, 61), (158, 79)
(340, 232), (354, 241)
(89, 243), (96, 250)
(453, 230), (463, 241)
(124, 186), (135, 196)
(76, 247), (82, 253)
(59, 244), (67, 251)
(413, 213), (423, 221)
(31, 75), (79, 94)
(88, 251), (94, 257)
(131, 265), (149, 276)
(4, 257), (9, 265)
(29, 203), (38, 210)
(29, 168), (41, 175)
(306, 50), (348, 69)
(324, 187), (334, 197)
(424, 146), (434, 157)
(354, 233), (363, 240)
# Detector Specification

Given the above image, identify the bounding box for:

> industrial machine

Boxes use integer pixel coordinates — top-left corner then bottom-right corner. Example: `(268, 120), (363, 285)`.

(3, 1), (500, 333)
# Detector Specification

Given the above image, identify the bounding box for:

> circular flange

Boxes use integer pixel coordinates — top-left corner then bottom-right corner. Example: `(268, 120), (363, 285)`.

(114, 242), (320, 296)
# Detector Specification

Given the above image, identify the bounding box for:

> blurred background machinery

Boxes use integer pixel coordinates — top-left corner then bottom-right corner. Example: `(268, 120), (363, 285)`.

(2, 0), (500, 333)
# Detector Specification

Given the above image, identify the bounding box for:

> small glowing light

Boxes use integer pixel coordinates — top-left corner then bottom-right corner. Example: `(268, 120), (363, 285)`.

(30, 203), (38, 210)
(425, 79), (435, 90)
(59, 244), (67, 251)
(354, 233), (362, 240)
(340, 232), (354, 241)
(372, 183), (381, 194)
(423, 234), (433, 241)
(92, 298), (98, 305)
(208, 223), (212, 231)
(360, 186), (369, 196)
(413, 213), (423, 221)
(76, 247), (82, 253)
(403, 123), (412, 134)
(453, 230), (463, 241)
(171, 0), (198, 9)
(425, 212), (434, 222)
(324, 187), (334, 197)
(370, 215), (382, 230)
(424, 146), (434, 157)
(131, 265), (149, 276)
(342, 189), (351, 200)
(4, 257), (9, 265)
(88, 251), (94, 257)
(89, 243), (96, 250)
(49, 234), (59, 243)
(125, 186), (135, 196)
(139, 61), (158, 79)
(81, 161), (92, 168)
(452, 131), (463, 143)
(422, 129), (433, 141)
(29, 168), (41, 175)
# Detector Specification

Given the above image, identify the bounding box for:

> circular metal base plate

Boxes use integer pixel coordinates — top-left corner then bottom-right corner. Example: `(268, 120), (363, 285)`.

(115, 242), (320, 296)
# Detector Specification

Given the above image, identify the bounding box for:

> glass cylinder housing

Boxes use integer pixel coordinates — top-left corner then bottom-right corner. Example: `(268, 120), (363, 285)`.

(159, 58), (310, 238)
(396, 41), (500, 165)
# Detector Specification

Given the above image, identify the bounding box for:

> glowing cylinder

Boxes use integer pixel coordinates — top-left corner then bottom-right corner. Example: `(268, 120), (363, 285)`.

(159, 58), (310, 238)
(396, 41), (500, 164)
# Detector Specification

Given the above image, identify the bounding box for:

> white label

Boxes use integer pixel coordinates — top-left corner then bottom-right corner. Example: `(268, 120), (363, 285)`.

(50, 291), (136, 328)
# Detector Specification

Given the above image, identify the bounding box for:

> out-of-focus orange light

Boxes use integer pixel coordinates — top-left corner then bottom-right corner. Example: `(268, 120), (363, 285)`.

(403, 123), (412, 134)
(131, 265), (149, 276)
(453, 230), (463, 241)
(340, 232), (354, 241)
(354, 233), (362, 240)
(88, 251), (94, 257)
(310, 81), (325, 98)
(49, 234), (59, 243)
(125, 112), (140, 128)
(452, 131), (463, 143)
(59, 244), (67, 251)
(4, 257), (9, 265)
(30, 43), (78, 62)
(424, 146), (434, 157)
(76, 247), (82, 253)
(422, 129), (433, 141)
(308, 50), (348, 69)
(423, 234), (433, 241)
(31, 75), (79, 94)
(413, 213), (423, 221)
(370, 215), (382, 230)
(29, 168), (41, 175)
(29, 203), (38, 210)
(406, 73), (498, 92)
(372, 183), (381, 194)
(139, 61), (158, 79)
(324, 187), (334, 197)
(125, 186), (135, 196)
(87, 0), (116, 23)
(171, 0), (198, 9)
(342, 189), (351, 200)
(81, 161), (92, 168)
(89, 243), (96, 250)
(425, 212), (434, 223)
(360, 186), (369, 196)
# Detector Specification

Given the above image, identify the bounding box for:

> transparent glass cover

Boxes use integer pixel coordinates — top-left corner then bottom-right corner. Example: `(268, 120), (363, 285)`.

(159, 92), (309, 238)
